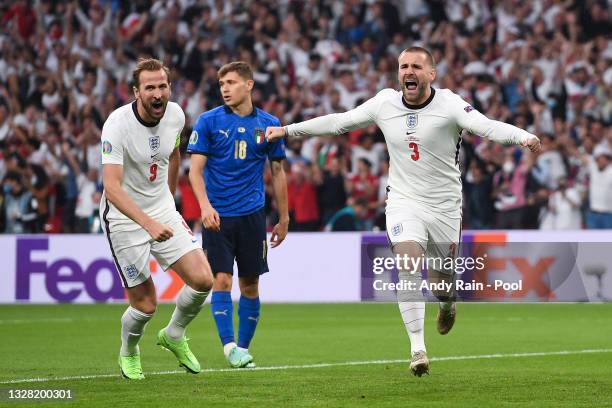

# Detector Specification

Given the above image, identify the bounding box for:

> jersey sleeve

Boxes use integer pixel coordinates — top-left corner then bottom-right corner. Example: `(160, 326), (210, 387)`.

(175, 132), (181, 148)
(175, 105), (185, 148)
(267, 117), (286, 161)
(101, 115), (124, 165)
(187, 114), (211, 155)
(285, 92), (382, 138)
(450, 92), (533, 145)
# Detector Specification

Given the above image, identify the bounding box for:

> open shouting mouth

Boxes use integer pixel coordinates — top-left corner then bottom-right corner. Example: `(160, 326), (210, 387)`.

(151, 99), (164, 115)
(404, 79), (418, 91)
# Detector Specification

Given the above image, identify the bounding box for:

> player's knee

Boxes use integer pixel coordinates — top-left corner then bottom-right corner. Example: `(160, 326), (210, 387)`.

(392, 241), (423, 258)
(213, 273), (233, 291)
(191, 273), (213, 293)
(133, 300), (157, 315)
(240, 281), (259, 298)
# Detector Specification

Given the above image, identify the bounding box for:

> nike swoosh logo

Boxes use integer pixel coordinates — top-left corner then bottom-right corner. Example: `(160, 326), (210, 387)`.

(406, 131), (416, 135)
(151, 152), (159, 158)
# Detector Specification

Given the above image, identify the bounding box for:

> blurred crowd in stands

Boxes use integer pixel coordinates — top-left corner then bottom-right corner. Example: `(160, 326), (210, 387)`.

(0, 0), (610, 234)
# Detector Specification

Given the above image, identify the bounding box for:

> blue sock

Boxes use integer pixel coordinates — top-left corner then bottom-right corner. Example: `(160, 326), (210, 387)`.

(238, 296), (260, 349)
(211, 291), (234, 345)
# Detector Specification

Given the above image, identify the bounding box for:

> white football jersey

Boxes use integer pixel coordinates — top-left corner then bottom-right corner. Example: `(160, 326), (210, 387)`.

(100, 101), (185, 231)
(286, 88), (533, 216)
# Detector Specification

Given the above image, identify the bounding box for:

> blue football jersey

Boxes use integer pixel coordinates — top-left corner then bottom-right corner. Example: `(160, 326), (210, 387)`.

(187, 105), (286, 216)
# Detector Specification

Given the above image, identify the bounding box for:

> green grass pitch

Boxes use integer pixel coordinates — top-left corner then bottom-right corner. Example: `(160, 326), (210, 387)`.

(1, 303), (611, 407)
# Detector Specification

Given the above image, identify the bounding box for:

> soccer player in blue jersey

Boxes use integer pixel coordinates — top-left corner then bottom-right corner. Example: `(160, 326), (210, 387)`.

(188, 61), (289, 368)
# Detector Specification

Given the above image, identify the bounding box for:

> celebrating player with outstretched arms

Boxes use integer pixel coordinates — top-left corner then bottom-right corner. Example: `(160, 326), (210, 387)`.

(266, 46), (540, 377)
(101, 58), (213, 380)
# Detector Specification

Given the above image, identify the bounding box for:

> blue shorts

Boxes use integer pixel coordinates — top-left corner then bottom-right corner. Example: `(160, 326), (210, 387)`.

(202, 208), (269, 277)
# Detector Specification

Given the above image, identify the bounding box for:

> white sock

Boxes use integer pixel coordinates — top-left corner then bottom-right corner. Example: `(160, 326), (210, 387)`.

(120, 306), (153, 356)
(165, 285), (210, 341)
(398, 301), (426, 354)
(397, 271), (426, 355)
(223, 342), (237, 357)
(237, 347), (248, 353)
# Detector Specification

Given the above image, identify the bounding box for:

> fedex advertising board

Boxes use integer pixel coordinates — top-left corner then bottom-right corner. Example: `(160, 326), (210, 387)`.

(1, 231), (611, 303)
(0, 233), (361, 304)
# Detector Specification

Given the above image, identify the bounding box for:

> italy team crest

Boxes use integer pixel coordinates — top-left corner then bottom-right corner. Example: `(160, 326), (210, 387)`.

(149, 135), (160, 151)
(406, 113), (418, 129)
(254, 128), (265, 144)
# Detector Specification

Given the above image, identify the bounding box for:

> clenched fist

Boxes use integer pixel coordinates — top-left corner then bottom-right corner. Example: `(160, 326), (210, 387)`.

(266, 126), (286, 142)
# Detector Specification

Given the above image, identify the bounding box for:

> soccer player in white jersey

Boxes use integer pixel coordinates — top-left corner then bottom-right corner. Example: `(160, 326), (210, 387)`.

(266, 47), (541, 377)
(100, 58), (214, 380)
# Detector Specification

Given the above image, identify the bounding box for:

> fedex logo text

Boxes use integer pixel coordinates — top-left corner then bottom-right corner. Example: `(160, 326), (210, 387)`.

(16, 238), (124, 302)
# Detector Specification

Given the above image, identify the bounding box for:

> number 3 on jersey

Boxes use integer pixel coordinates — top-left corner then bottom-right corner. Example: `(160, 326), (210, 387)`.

(408, 142), (420, 161)
(234, 140), (247, 160)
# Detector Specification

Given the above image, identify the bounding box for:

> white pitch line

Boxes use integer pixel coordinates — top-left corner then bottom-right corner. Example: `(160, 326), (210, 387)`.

(0, 318), (76, 325)
(0, 317), (115, 325)
(1, 348), (611, 385)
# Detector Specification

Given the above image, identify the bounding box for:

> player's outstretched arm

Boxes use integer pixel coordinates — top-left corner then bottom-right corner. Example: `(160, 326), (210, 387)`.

(455, 99), (541, 152)
(188, 154), (220, 231)
(266, 94), (379, 142)
(270, 160), (289, 248)
(102, 164), (174, 241)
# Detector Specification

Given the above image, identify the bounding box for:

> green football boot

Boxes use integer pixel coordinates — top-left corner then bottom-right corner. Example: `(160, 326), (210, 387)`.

(226, 347), (254, 368)
(157, 329), (201, 374)
(118, 354), (145, 380)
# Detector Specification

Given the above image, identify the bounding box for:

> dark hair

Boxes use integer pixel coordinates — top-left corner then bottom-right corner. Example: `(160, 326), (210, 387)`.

(132, 58), (170, 89)
(400, 46), (436, 68)
(4, 171), (21, 184)
(217, 61), (253, 81)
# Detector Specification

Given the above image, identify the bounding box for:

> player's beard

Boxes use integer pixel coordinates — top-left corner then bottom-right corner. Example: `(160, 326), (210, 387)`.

(402, 81), (428, 105)
(144, 98), (167, 121)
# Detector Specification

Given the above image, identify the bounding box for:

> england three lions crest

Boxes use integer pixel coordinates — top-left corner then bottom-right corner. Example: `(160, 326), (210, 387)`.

(406, 113), (418, 129)
(149, 136), (160, 151)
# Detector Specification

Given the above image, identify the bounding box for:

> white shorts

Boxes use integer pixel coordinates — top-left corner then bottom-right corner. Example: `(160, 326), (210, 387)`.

(103, 212), (201, 288)
(386, 201), (461, 275)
